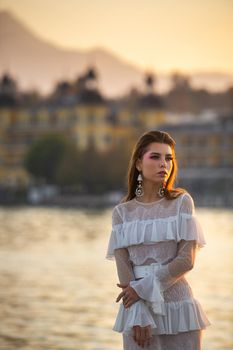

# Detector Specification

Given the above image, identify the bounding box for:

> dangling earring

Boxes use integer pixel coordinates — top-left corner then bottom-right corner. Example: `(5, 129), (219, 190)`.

(135, 173), (144, 197)
(158, 182), (166, 198)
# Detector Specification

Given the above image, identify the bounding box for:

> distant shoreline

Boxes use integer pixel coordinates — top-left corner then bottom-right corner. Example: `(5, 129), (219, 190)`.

(0, 193), (232, 209)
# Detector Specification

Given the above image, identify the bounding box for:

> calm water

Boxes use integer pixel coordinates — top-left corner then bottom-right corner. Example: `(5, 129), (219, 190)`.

(0, 206), (232, 350)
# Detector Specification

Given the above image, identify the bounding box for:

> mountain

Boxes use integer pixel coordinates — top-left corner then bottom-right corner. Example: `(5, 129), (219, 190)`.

(0, 11), (146, 96)
(0, 11), (233, 97)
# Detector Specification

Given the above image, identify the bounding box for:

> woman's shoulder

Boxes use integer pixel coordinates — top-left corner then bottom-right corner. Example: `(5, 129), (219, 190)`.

(169, 189), (193, 203)
(162, 191), (195, 215)
(111, 199), (135, 226)
(177, 191), (196, 214)
(113, 198), (135, 213)
(179, 191), (194, 204)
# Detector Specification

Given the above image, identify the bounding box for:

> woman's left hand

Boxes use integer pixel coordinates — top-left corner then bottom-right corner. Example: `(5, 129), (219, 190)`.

(116, 284), (140, 308)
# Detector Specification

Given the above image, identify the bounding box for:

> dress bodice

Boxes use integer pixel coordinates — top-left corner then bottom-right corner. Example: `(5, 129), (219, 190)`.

(127, 241), (177, 266)
(106, 193), (206, 260)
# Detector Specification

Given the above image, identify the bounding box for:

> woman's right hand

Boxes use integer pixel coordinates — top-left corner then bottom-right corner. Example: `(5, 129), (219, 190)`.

(133, 325), (152, 348)
(116, 284), (140, 308)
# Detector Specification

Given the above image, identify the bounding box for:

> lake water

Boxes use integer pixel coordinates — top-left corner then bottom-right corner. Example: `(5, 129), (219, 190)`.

(0, 206), (232, 350)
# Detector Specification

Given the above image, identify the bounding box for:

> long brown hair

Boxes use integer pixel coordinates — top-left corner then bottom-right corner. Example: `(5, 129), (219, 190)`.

(123, 130), (186, 202)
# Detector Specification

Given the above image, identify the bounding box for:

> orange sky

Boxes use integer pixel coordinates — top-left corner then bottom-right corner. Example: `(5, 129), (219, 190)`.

(1, 0), (233, 73)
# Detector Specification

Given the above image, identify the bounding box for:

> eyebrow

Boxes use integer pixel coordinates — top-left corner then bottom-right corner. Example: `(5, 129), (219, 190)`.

(149, 152), (173, 156)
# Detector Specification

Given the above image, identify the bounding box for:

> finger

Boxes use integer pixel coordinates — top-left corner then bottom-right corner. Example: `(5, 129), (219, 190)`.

(140, 328), (146, 348)
(125, 294), (139, 308)
(133, 326), (138, 343)
(147, 325), (152, 339)
(146, 336), (151, 347)
(123, 294), (133, 306)
(117, 283), (127, 289)
(133, 326), (140, 346)
(138, 327), (143, 348)
(116, 295), (124, 302)
(145, 327), (150, 347)
(127, 288), (139, 301)
(145, 326), (152, 347)
(116, 291), (124, 302)
(123, 294), (137, 308)
(124, 299), (132, 308)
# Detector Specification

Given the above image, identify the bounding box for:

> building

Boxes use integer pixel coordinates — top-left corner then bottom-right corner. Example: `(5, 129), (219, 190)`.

(0, 70), (166, 186)
(2, 68), (232, 202)
(160, 115), (233, 206)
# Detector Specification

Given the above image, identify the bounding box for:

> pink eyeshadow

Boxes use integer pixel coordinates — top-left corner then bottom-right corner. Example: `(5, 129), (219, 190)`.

(143, 151), (153, 159)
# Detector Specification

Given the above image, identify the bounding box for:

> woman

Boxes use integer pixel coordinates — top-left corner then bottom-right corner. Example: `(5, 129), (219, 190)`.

(106, 130), (210, 349)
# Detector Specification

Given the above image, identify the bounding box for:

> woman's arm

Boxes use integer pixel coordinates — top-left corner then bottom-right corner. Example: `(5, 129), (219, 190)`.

(114, 248), (153, 348)
(114, 248), (141, 307)
(114, 248), (135, 285)
(151, 239), (197, 292)
(119, 240), (197, 305)
(156, 239), (197, 291)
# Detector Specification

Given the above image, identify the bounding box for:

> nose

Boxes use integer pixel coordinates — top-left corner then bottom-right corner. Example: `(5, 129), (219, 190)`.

(160, 159), (166, 168)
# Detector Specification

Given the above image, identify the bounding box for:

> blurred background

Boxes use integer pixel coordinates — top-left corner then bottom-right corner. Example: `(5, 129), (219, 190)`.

(0, 0), (232, 349)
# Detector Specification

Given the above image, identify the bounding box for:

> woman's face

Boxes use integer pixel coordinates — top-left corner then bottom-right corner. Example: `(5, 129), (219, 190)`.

(136, 142), (173, 184)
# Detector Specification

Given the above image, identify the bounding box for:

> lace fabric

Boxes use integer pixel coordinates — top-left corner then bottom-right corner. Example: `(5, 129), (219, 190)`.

(123, 330), (202, 350)
(107, 192), (210, 344)
(127, 241), (177, 266)
(106, 193), (206, 260)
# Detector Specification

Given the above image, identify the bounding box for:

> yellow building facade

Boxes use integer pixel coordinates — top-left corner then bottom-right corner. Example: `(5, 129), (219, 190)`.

(0, 72), (167, 187)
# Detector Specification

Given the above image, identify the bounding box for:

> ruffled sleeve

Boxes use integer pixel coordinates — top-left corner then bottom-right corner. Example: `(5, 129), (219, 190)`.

(130, 271), (165, 314)
(130, 239), (197, 297)
(108, 233), (155, 333)
(179, 193), (206, 248)
(113, 299), (157, 334)
(106, 206), (123, 260)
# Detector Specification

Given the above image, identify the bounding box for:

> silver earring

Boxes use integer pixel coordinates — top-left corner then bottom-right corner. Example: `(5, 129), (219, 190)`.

(135, 173), (144, 197)
(158, 183), (166, 198)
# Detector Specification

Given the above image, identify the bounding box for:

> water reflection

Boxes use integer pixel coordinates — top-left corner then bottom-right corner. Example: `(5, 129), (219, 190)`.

(0, 207), (232, 349)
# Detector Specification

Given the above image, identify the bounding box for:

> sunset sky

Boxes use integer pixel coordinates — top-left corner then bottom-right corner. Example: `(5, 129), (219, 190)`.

(1, 0), (233, 74)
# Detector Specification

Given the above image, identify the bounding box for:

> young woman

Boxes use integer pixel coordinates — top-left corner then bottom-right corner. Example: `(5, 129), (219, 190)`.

(106, 131), (210, 349)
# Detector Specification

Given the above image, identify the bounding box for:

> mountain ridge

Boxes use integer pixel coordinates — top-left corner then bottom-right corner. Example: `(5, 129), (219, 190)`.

(1, 10), (233, 96)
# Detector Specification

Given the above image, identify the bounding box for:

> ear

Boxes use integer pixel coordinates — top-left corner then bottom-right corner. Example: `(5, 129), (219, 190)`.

(136, 158), (142, 172)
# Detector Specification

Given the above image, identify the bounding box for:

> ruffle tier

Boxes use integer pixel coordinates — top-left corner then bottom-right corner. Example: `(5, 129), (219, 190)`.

(113, 298), (210, 335)
(107, 214), (206, 259)
(113, 300), (157, 334)
(130, 272), (165, 314)
(151, 298), (211, 334)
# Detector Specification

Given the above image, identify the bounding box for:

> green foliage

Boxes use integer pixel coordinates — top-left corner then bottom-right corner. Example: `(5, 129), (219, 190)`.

(24, 134), (72, 184)
(24, 134), (130, 193)
(56, 142), (82, 186)
(78, 143), (130, 194)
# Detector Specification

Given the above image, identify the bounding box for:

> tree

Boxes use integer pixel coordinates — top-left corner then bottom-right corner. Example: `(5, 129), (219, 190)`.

(77, 142), (130, 194)
(24, 134), (131, 193)
(56, 142), (82, 187)
(24, 134), (72, 184)
(79, 142), (106, 193)
(103, 144), (130, 191)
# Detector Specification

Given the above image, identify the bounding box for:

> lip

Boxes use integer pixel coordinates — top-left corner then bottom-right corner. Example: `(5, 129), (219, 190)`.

(157, 171), (167, 176)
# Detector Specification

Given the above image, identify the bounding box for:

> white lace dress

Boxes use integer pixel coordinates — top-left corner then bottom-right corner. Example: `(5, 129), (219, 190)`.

(106, 193), (210, 350)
